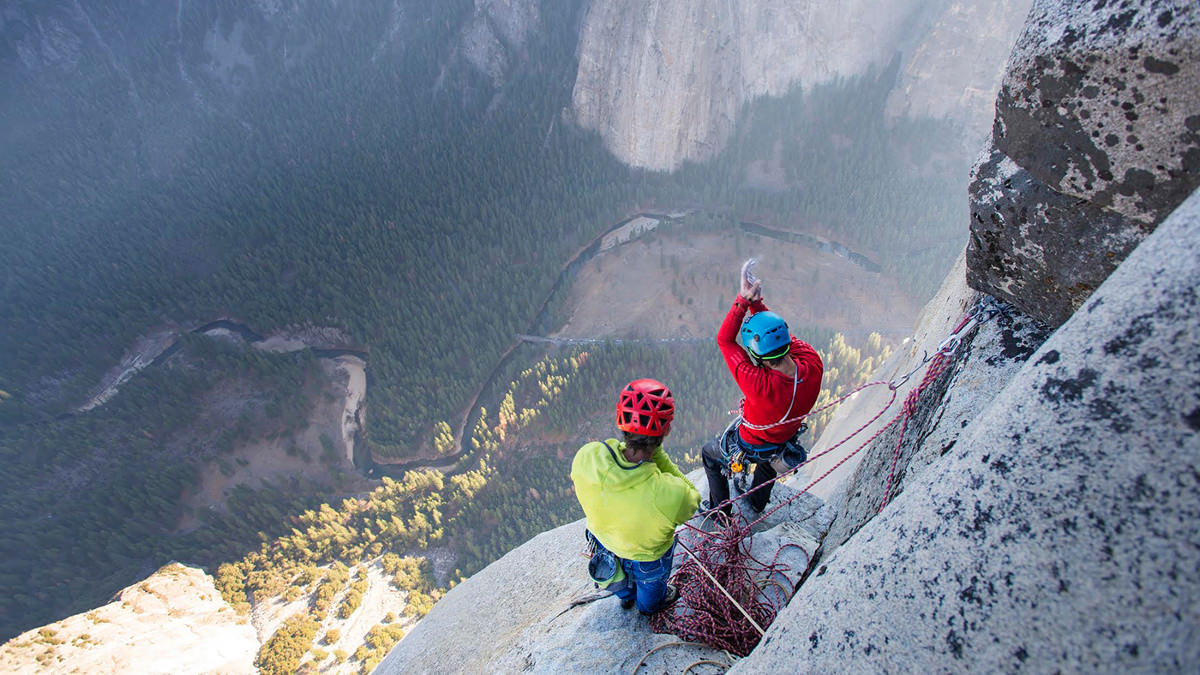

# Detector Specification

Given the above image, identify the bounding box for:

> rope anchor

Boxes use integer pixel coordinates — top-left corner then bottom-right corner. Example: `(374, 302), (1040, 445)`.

(888, 296), (1002, 390)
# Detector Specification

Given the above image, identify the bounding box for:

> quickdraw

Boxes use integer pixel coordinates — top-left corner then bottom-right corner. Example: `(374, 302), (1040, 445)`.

(888, 296), (1005, 390)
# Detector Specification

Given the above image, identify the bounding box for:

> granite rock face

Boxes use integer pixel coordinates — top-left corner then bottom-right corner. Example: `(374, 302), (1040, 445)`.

(967, 0), (1200, 327)
(816, 290), (1050, 555)
(885, 0), (1035, 151)
(455, 0), (541, 89)
(570, 0), (1030, 171)
(0, 563), (257, 675)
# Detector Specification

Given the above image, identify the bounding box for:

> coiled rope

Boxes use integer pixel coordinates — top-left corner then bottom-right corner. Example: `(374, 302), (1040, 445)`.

(646, 297), (1002, 660)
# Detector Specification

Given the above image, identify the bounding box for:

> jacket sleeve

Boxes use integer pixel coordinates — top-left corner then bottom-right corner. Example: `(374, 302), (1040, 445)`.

(651, 447), (687, 480)
(717, 295), (768, 375)
(651, 449), (700, 525)
(720, 296), (783, 398)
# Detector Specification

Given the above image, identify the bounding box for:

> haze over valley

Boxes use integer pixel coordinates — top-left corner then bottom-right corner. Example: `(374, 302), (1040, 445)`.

(0, 1), (1035, 670)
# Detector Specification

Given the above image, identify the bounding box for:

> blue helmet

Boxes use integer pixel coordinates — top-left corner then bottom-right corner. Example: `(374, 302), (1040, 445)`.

(741, 311), (790, 360)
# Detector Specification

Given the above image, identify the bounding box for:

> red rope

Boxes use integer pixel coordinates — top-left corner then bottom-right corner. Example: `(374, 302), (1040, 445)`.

(649, 518), (796, 656)
(878, 350), (952, 509)
(878, 307), (976, 510)
(651, 305), (987, 654)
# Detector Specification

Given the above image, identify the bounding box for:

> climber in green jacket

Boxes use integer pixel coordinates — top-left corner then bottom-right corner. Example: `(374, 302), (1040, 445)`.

(571, 378), (700, 614)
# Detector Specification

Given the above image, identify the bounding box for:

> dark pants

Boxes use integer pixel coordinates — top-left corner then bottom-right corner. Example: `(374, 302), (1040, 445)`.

(702, 438), (779, 514)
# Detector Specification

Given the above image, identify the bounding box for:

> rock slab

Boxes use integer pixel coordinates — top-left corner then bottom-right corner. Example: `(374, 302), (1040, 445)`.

(739, 186), (1200, 672)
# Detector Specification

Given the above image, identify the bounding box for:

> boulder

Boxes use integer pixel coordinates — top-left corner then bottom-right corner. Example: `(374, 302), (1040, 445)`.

(967, 0), (1200, 327)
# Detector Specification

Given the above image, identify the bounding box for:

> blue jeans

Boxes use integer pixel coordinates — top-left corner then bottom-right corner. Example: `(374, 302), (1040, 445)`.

(595, 536), (677, 614)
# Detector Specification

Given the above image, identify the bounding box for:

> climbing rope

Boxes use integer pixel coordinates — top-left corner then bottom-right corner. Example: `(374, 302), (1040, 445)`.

(648, 515), (795, 656)
(630, 640), (734, 674)
(649, 296), (1003, 656)
(879, 296), (1001, 509)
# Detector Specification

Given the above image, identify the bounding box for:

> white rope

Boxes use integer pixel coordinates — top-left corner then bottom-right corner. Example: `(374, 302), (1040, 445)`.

(738, 363), (806, 432)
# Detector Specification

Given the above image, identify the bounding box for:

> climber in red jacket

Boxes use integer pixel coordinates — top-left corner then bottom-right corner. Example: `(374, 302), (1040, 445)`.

(702, 260), (824, 516)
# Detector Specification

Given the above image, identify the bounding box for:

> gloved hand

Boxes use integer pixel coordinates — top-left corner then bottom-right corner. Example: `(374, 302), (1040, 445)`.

(739, 258), (762, 302)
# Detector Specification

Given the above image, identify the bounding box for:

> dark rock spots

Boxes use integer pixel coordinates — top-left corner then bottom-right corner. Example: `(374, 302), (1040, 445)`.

(1106, 9), (1139, 34)
(966, 1), (1200, 328)
(966, 154), (1142, 326)
(1128, 474), (1156, 503)
(1103, 314), (1154, 355)
(958, 576), (985, 607)
(995, 314), (1048, 361)
(1041, 367), (1099, 404)
(1036, 349), (1061, 365)
(969, 502), (994, 538)
(1183, 147), (1200, 173)
(990, 457), (1012, 476)
(1143, 55), (1180, 74)
(1057, 516), (1078, 536)
(1119, 167), (1157, 197)
(1088, 393), (1133, 432)
(945, 628), (965, 658)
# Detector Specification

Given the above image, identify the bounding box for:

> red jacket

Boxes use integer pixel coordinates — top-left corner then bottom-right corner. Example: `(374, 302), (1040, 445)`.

(718, 296), (824, 446)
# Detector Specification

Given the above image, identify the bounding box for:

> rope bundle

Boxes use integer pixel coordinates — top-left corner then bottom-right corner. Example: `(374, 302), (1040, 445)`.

(644, 299), (1000, 658)
(650, 519), (798, 657)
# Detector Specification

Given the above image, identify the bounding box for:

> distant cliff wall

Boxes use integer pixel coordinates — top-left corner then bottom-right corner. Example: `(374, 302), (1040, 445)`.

(569, 0), (1033, 170)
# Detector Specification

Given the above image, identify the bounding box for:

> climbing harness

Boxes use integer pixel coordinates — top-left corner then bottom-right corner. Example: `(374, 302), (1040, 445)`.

(648, 295), (1006, 657)
(716, 415), (809, 496)
(716, 418), (752, 495)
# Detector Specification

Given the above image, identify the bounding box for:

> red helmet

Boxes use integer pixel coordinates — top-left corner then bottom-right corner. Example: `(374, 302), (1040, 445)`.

(616, 378), (675, 436)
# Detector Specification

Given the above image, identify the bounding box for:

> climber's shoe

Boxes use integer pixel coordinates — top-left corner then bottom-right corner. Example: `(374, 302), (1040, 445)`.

(697, 499), (732, 520)
(661, 584), (679, 607)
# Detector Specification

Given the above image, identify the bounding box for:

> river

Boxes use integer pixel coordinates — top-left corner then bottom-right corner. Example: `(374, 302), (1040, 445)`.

(364, 211), (880, 478)
(68, 212), (877, 479)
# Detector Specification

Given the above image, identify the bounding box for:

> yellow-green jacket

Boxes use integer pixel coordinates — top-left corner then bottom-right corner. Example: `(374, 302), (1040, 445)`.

(570, 438), (700, 561)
